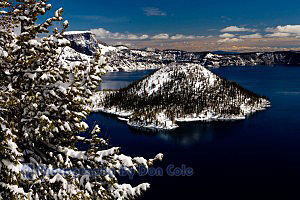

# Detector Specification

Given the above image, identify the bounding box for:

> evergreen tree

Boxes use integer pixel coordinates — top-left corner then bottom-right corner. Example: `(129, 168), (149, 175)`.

(0, 0), (162, 199)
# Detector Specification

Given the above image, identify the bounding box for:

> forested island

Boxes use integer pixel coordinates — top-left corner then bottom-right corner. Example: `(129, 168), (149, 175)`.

(91, 63), (270, 130)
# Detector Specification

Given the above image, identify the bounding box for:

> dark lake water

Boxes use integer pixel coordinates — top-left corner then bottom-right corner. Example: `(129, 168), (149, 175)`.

(99, 70), (156, 90)
(84, 66), (300, 199)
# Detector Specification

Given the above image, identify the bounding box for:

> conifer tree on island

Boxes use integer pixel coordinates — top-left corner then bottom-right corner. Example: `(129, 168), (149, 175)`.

(0, 0), (163, 199)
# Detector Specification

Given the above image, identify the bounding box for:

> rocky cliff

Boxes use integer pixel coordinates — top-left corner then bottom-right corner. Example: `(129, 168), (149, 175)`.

(64, 31), (100, 56)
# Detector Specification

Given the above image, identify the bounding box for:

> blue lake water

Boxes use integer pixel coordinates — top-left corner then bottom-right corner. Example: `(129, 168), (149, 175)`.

(85, 66), (300, 199)
(99, 70), (156, 90)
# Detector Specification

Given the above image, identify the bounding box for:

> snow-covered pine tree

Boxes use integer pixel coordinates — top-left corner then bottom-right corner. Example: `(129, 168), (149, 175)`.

(0, 0), (163, 199)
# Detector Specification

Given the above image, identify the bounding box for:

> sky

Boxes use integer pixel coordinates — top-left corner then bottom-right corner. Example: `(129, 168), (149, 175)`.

(49, 0), (300, 52)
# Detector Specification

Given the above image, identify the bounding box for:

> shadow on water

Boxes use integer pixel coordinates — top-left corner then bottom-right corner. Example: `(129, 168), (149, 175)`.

(83, 102), (268, 148)
(127, 120), (244, 146)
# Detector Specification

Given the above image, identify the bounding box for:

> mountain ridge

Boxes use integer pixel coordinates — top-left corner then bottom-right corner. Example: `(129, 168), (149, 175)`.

(63, 31), (300, 72)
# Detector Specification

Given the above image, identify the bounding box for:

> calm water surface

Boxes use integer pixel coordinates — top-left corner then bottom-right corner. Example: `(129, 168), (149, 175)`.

(99, 70), (156, 90)
(84, 66), (300, 199)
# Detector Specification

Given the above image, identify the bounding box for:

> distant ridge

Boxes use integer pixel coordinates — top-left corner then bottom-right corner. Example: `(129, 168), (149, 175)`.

(63, 31), (300, 72)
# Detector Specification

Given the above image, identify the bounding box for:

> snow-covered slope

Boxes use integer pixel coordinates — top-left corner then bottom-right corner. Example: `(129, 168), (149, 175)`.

(92, 63), (270, 130)
(63, 31), (162, 71)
